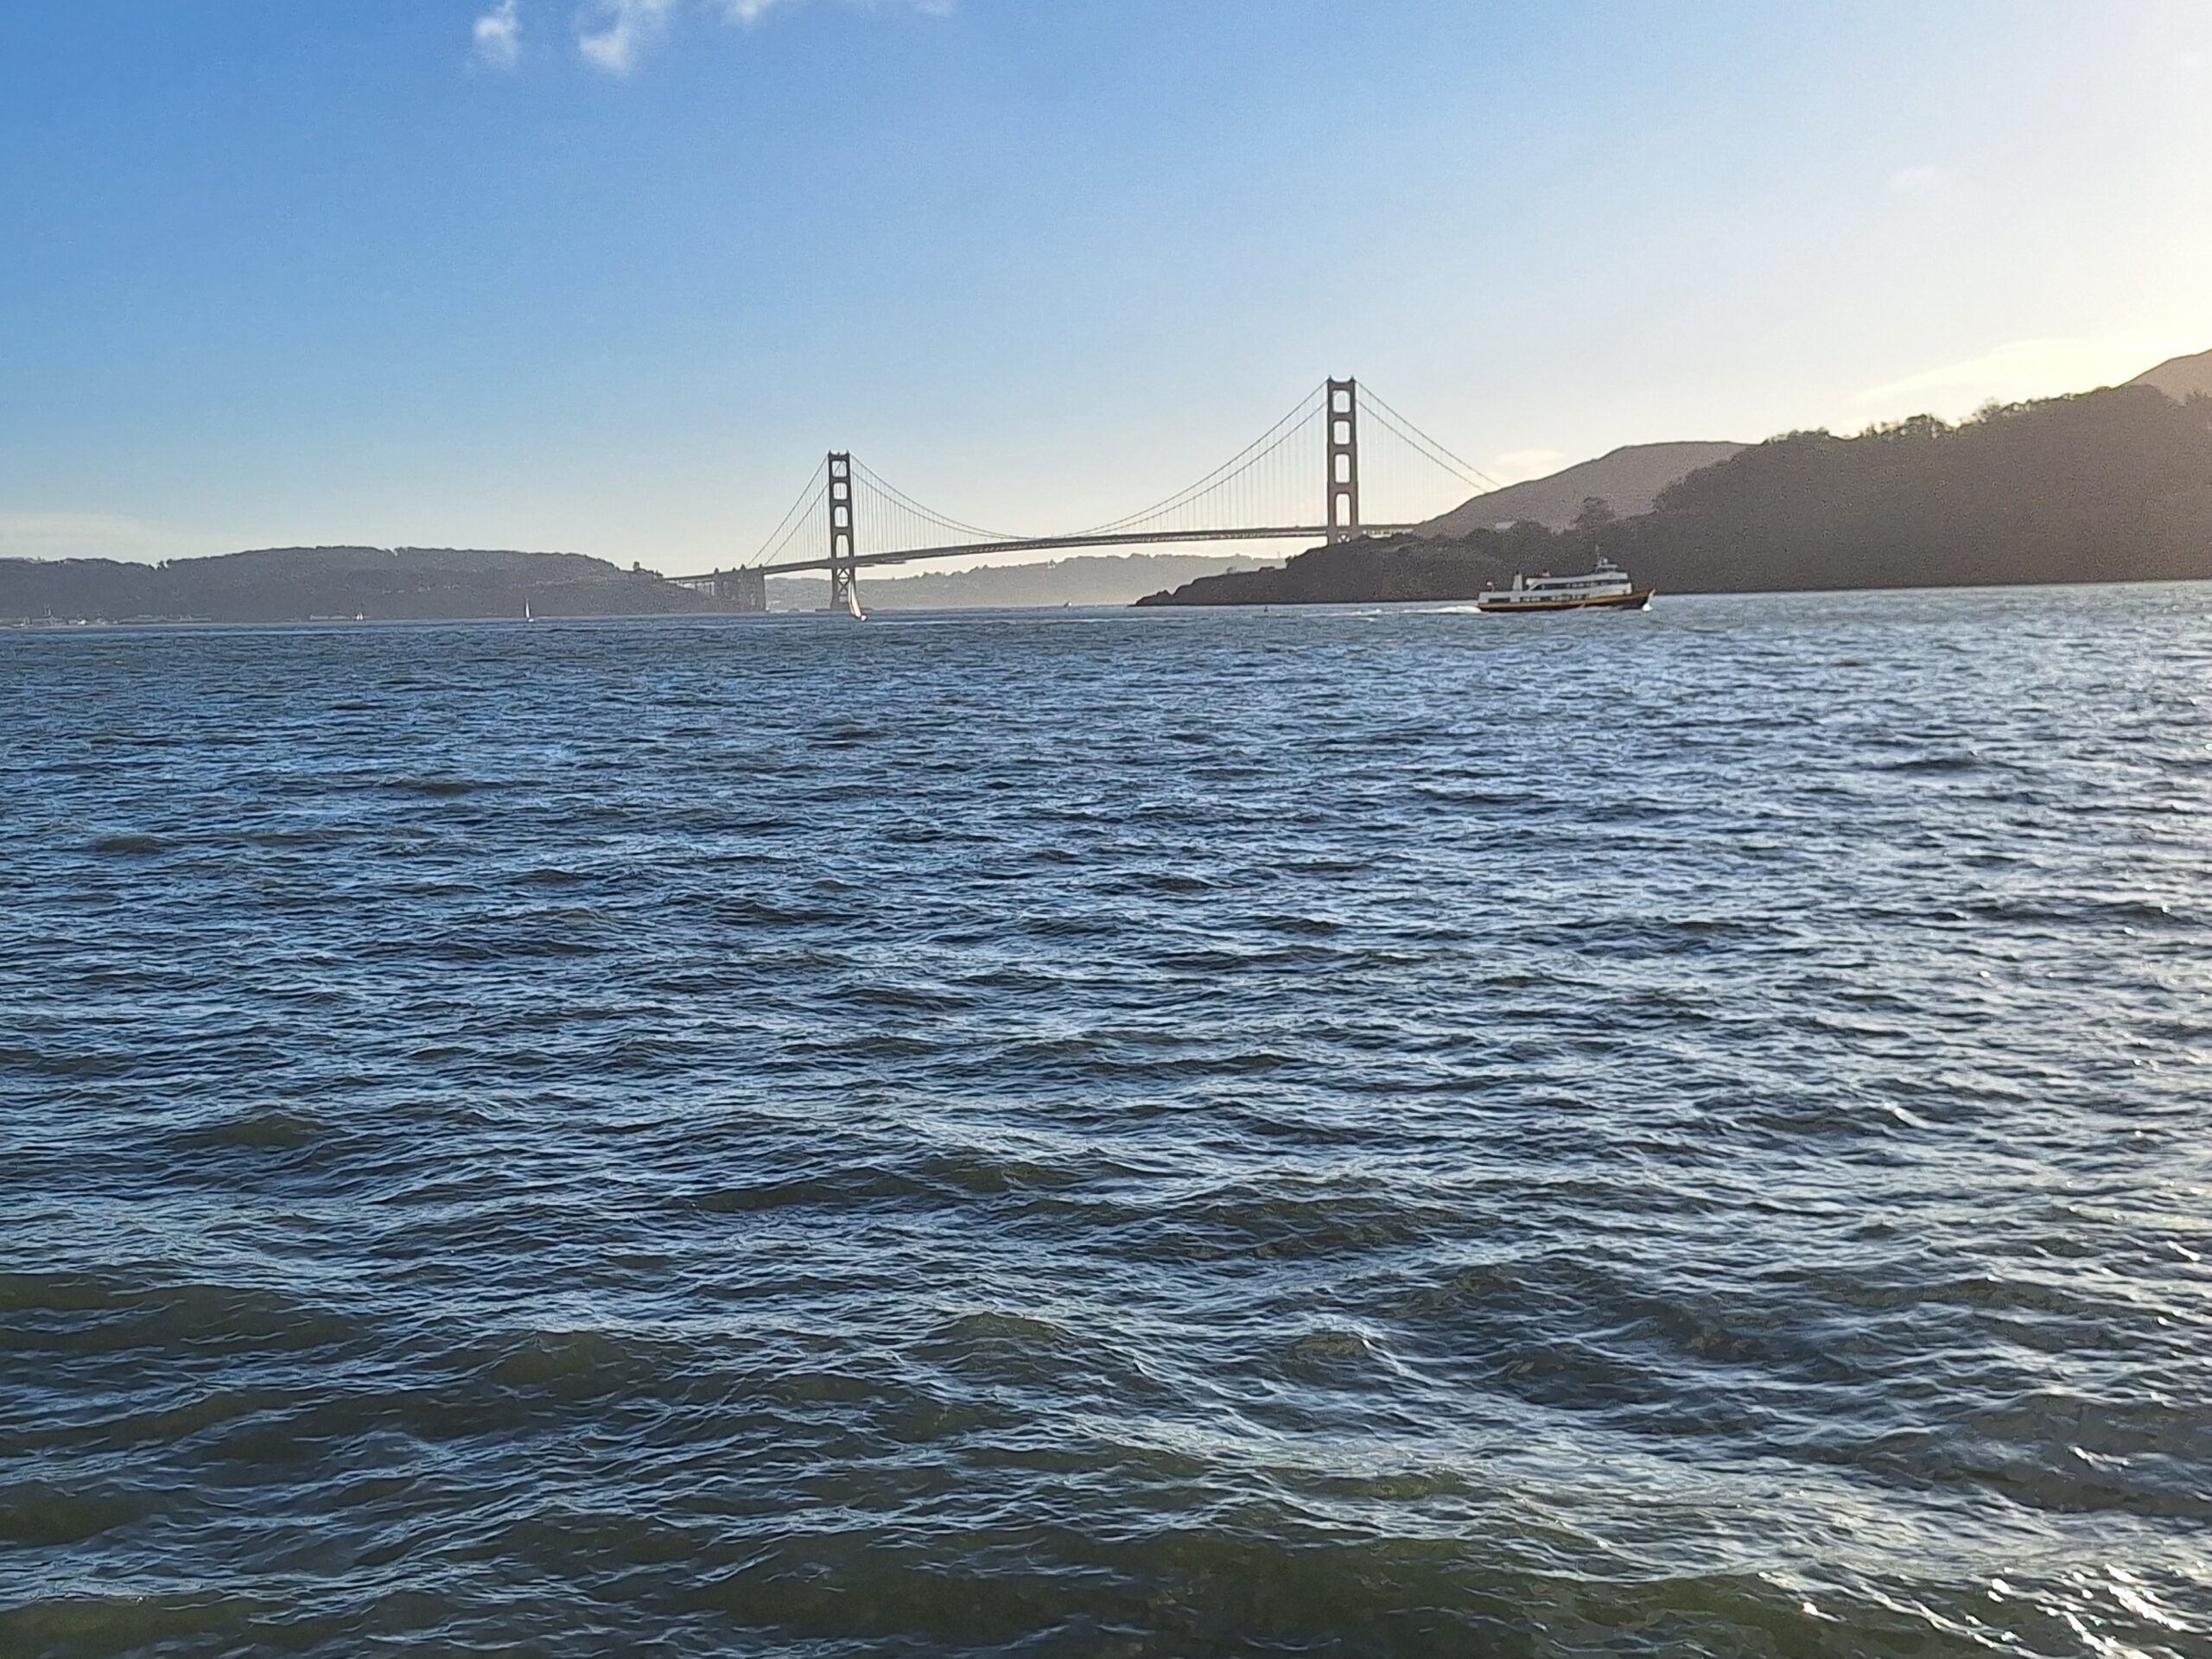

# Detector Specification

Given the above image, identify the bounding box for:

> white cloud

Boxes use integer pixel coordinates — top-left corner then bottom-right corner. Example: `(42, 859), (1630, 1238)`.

(473, 0), (523, 69)
(714, 0), (953, 22)
(1493, 448), (1566, 482)
(574, 0), (948, 75)
(1849, 335), (2196, 417)
(576, 0), (679, 76)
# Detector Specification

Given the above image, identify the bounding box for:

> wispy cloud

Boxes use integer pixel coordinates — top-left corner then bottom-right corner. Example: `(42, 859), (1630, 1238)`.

(710, 0), (954, 24)
(473, 0), (523, 70)
(576, 0), (679, 77)
(1494, 448), (1566, 482)
(572, 0), (949, 77)
(1850, 335), (2195, 417)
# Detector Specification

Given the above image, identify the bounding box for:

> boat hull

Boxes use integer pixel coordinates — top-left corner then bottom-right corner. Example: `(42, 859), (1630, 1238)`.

(1474, 589), (1653, 613)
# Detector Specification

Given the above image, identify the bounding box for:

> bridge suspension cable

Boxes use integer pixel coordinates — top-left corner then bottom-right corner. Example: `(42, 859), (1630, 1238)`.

(850, 458), (1023, 549)
(1358, 384), (1503, 493)
(1061, 383), (1329, 539)
(746, 454), (829, 569)
(718, 374), (1516, 585)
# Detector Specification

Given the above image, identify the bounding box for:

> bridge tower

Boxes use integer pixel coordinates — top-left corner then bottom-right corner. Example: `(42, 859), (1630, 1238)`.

(825, 452), (859, 613)
(1325, 378), (1361, 542)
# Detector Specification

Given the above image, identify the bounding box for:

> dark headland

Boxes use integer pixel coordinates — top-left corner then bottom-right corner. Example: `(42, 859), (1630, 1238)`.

(1141, 361), (2212, 607)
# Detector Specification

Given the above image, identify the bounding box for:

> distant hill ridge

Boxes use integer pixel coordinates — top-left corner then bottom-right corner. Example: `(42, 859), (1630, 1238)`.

(768, 552), (1275, 611)
(0, 543), (1283, 623)
(1418, 441), (1747, 535)
(0, 545), (715, 623)
(2129, 347), (2212, 403)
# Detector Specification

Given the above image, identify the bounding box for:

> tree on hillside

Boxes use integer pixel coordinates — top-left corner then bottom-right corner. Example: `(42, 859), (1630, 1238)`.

(1573, 496), (1618, 532)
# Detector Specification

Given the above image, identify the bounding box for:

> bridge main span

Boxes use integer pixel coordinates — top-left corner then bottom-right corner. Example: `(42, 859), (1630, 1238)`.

(680, 377), (1495, 610)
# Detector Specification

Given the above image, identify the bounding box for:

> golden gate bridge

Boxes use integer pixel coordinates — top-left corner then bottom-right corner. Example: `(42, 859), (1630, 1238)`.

(676, 379), (1499, 611)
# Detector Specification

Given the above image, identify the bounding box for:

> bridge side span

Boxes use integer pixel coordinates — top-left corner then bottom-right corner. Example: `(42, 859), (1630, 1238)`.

(672, 524), (1416, 588)
(738, 523), (1419, 580)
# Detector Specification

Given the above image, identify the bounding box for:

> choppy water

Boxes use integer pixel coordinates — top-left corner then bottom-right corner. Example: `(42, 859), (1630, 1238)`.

(3, 585), (2209, 1658)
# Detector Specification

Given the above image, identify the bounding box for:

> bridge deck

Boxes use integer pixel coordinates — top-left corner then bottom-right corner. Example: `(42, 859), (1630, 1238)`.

(677, 524), (1420, 583)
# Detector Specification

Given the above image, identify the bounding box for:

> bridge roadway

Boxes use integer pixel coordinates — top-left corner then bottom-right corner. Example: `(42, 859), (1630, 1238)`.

(677, 522), (1421, 584)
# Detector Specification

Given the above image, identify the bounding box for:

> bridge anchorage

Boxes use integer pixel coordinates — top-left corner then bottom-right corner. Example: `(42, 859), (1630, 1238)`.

(679, 377), (1499, 611)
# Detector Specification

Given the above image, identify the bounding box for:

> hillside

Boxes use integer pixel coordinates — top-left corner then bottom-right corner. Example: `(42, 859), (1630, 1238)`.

(1418, 440), (1745, 535)
(770, 552), (1276, 611)
(0, 546), (728, 623)
(1141, 385), (2212, 605)
(1606, 385), (2212, 592)
(2129, 347), (2212, 403)
(1135, 526), (1546, 607)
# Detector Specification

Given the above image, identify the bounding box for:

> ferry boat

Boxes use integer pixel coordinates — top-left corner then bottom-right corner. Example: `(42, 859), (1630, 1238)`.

(1476, 556), (1652, 613)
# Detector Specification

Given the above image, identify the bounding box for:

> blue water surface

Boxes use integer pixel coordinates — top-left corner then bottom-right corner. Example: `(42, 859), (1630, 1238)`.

(3, 587), (2209, 1656)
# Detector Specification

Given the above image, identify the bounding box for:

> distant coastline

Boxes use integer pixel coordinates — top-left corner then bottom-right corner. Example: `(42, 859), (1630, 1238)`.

(14, 357), (2210, 627)
(0, 546), (726, 628)
(0, 545), (1281, 627)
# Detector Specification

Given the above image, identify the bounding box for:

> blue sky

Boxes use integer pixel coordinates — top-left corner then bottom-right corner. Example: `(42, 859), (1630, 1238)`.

(3, 0), (2209, 569)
